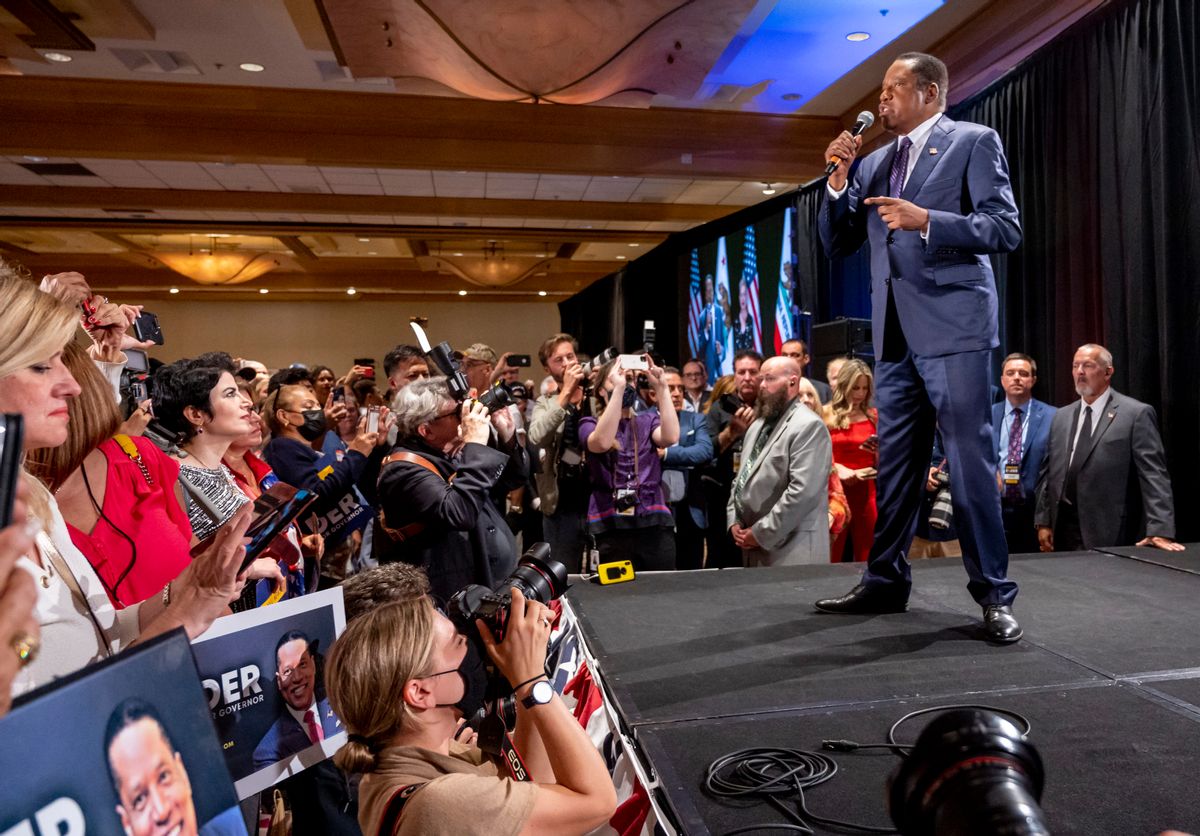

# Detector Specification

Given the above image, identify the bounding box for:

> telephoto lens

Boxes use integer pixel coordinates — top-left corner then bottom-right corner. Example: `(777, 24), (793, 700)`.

(476, 382), (515, 414)
(445, 543), (570, 640)
(889, 709), (1048, 836)
(928, 471), (954, 530)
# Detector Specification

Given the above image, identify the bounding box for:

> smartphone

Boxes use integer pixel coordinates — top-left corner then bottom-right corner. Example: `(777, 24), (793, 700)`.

(353, 357), (376, 379)
(508, 354), (531, 367)
(332, 385), (346, 403)
(133, 311), (164, 345)
(859, 434), (879, 451)
(125, 348), (149, 374)
(856, 466), (878, 480)
(0, 414), (23, 528)
(240, 486), (317, 572)
(619, 353), (649, 370)
(366, 405), (380, 434)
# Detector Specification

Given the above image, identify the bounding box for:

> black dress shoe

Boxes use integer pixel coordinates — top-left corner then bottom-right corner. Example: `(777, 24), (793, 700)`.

(814, 583), (909, 614)
(983, 605), (1023, 643)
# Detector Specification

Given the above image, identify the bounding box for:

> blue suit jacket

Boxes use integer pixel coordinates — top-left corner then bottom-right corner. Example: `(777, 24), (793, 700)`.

(819, 115), (1021, 358)
(992, 398), (1055, 498)
(662, 409), (713, 528)
(252, 696), (341, 771)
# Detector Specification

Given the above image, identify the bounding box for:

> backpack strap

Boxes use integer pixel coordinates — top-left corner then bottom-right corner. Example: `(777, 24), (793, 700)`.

(378, 783), (427, 836)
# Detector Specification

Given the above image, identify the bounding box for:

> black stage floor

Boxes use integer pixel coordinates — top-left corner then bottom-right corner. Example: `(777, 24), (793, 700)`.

(564, 546), (1200, 835)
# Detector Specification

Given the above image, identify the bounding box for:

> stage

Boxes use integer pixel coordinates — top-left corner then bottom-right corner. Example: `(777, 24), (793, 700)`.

(562, 546), (1200, 835)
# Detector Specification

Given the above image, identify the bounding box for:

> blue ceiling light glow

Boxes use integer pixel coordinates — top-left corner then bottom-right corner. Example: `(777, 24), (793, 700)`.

(700, 0), (943, 114)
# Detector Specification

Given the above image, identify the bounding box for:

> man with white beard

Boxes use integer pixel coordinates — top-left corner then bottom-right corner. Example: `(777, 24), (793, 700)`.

(726, 357), (833, 566)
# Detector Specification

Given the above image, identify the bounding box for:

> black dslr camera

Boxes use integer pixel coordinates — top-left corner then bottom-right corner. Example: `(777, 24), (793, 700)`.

(445, 543), (568, 644)
(410, 322), (516, 414)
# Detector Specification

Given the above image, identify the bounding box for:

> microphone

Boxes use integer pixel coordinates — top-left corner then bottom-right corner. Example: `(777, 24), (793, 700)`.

(825, 110), (876, 176)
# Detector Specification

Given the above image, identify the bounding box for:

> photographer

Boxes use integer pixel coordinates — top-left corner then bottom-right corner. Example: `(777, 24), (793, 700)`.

(580, 356), (679, 571)
(326, 592), (616, 836)
(528, 334), (589, 573)
(377, 379), (526, 604)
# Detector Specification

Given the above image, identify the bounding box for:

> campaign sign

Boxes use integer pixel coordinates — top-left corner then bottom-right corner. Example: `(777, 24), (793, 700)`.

(190, 587), (347, 799)
(0, 630), (246, 836)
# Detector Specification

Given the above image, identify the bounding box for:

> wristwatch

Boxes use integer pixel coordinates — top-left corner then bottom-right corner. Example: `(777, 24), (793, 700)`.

(520, 679), (554, 709)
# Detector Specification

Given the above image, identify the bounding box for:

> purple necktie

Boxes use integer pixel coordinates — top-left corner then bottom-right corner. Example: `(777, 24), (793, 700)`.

(1005, 407), (1023, 499)
(889, 136), (913, 199)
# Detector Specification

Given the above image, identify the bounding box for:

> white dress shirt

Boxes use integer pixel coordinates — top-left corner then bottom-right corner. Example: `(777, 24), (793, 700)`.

(1069, 391), (1112, 464)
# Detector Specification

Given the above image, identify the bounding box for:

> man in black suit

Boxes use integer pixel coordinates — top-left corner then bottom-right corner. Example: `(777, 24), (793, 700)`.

(253, 630), (341, 771)
(1035, 343), (1182, 552)
(779, 339), (832, 403)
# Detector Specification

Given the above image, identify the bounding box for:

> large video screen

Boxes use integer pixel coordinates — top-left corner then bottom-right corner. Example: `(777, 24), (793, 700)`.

(686, 206), (797, 387)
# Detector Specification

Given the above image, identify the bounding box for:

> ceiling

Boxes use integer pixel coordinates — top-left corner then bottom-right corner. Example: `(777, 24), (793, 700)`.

(0, 0), (1109, 303)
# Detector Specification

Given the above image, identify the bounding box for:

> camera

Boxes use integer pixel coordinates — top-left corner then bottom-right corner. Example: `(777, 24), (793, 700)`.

(614, 488), (637, 513)
(410, 322), (516, 414)
(444, 543), (569, 644)
(889, 708), (1047, 836)
(579, 347), (618, 394)
(928, 470), (954, 530)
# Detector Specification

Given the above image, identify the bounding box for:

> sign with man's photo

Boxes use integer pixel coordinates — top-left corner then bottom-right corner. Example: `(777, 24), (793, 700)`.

(190, 587), (347, 799)
(0, 631), (246, 836)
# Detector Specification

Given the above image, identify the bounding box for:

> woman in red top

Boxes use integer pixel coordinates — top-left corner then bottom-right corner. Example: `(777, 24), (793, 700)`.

(823, 359), (878, 563)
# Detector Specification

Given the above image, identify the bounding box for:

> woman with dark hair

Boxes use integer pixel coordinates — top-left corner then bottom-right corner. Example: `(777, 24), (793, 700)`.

(312, 365), (336, 407)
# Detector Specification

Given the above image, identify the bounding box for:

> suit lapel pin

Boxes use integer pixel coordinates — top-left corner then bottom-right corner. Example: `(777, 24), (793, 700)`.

(1107, 412), (1115, 419)
(929, 147), (938, 155)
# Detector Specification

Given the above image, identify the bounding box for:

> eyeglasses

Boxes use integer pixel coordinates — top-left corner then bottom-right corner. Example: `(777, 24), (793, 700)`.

(431, 407), (461, 421)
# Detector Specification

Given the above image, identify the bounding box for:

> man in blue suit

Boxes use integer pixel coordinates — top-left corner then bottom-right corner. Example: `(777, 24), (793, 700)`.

(253, 631), (342, 771)
(655, 368), (713, 569)
(992, 353), (1055, 554)
(814, 53), (1024, 643)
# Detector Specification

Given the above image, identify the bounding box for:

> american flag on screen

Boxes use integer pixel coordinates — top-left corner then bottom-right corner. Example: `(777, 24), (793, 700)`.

(774, 207), (796, 354)
(743, 225), (763, 353)
(687, 248), (702, 358)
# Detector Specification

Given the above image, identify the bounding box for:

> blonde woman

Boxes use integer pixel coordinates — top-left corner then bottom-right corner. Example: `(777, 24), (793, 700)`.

(823, 359), (878, 562)
(326, 592), (616, 836)
(0, 264), (253, 698)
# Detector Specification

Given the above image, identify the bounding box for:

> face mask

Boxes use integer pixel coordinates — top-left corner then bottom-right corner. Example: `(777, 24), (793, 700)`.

(292, 409), (326, 441)
(435, 639), (488, 720)
(621, 388), (637, 409)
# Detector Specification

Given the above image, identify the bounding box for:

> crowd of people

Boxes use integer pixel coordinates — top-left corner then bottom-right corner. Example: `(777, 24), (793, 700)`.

(0, 250), (1184, 833)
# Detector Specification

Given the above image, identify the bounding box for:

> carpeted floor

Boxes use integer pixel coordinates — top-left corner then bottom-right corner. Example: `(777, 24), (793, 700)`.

(564, 547), (1200, 834)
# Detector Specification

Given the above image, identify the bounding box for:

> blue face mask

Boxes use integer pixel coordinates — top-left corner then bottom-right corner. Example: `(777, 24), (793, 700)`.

(621, 388), (637, 409)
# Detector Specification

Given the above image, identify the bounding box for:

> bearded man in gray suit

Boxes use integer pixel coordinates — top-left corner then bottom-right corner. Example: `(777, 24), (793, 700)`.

(727, 356), (832, 566)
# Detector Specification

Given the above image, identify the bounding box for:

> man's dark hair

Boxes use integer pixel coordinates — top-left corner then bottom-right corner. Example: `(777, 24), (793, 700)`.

(384, 344), (426, 378)
(781, 338), (809, 354)
(1002, 352), (1038, 376)
(275, 629), (313, 666)
(733, 349), (764, 367)
(537, 333), (578, 368)
(104, 698), (178, 795)
(341, 563), (432, 623)
(268, 366), (314, 395)
(151, 358), (225, 442)
(896, 52), (949, 108)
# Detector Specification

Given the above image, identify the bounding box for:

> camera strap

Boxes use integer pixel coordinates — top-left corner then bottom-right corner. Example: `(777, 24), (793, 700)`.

(377, 783), (427, 835)
(377, 452), (455, 542)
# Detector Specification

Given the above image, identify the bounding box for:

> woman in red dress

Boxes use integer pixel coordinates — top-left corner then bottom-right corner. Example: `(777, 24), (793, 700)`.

(823, 359), (878, 562)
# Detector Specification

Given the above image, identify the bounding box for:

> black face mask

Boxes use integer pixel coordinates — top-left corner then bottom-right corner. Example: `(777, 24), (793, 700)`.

(435, 640), (488, 720)
(621, 387), (638, 410)
(291, 409), (326, 441)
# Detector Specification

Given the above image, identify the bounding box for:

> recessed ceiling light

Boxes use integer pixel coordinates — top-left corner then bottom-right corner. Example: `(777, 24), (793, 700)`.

(357, 237), (371, 242)
(43, 52), (72, 63)
(259, 288), (269, 294)
(346, 287), (357, 295)
(537, 291), (548, 297)
(628, 243), (639, 247)
(239, 62), (265, 72)
(453, 252), (464, 257)
(367, 251), (377, 255)
(169, 287), (180, 294)
(846, 32), (870, 42)
(206, 233), (230, 238)
(458, 290), (468, 296)
(616, 255), (627, 260)
(24, 155), (47, 162)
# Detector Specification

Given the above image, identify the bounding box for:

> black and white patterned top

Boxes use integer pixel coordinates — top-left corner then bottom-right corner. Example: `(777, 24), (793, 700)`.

(178, 462), (250, 541)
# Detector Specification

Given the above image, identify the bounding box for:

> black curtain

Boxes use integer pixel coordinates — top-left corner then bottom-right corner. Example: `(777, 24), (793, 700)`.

(948, 0), (1200, 539)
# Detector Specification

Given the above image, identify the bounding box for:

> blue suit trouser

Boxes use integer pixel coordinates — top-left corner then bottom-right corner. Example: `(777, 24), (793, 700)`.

(863, 345), (1018, 607)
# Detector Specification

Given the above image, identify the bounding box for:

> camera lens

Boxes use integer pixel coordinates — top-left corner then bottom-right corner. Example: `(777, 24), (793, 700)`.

(889, 709), (1047, 836)
(505, 543), (569, 604)
(477, 383), (514, 414)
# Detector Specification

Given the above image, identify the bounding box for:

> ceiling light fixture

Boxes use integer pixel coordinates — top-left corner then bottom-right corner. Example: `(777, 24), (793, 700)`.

(154, 252), (280, 285)
(537, 291), (548, 297)
(205, 233), (230, 238)
(762, 184), (777, 195)
(367, 251), (377, 255)
(628, 243), (639, 247)
(616, 255), (627, 260)
(239, 62), (265, 72)
(458, 290), (468, 296)
(43, 52), (72, 63)
(846, 32), (871, 42)
(357, 237), (371, 242)
(169, 287), (180, 294)
(346, 287), (357, 295)
(24, 155), (47, 162)
(259, 288), (269, 294)
(453, 252), (464, 257)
